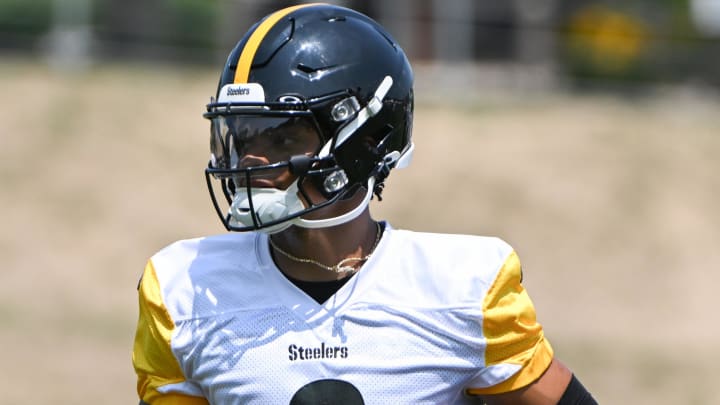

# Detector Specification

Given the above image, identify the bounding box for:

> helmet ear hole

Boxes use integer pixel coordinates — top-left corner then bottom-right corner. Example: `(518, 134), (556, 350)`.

(334, 123), (394, 183)
(372, 125), (394, 155)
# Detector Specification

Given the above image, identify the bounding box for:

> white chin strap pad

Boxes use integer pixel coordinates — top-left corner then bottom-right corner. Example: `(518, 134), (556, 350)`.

(228, 177), (375, 233)
(228, 182), (305, 233)
(293, 177), (376, 229)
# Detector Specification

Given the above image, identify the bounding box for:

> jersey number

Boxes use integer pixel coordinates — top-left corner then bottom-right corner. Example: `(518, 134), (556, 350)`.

(289, 379), (364, 404)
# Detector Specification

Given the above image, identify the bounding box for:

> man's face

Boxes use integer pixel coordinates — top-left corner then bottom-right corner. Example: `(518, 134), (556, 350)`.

(210, 115), (322, 190)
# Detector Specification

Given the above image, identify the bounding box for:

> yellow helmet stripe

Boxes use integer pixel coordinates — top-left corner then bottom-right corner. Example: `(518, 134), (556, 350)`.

(233, 3), (323, 84)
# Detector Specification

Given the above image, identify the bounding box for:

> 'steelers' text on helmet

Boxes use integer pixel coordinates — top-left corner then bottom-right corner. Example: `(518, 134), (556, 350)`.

(204, 3), (414, 233)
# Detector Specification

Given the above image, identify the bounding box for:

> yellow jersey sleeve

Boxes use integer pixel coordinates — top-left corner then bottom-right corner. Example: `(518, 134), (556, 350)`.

(132, 261), (209, 405)
(467, 250), (554, 395)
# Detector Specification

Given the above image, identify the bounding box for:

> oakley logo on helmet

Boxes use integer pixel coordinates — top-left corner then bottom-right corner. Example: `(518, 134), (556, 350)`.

(278, 95), (303, 104)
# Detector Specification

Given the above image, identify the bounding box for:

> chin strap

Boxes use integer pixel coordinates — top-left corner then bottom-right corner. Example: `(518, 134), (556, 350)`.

(293, 139), (413, 228)
(228, 177), (376, 234)
(292, 176), (376, 229)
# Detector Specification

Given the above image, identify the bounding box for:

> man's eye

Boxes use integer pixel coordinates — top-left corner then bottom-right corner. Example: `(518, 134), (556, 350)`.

(271, 133), (297, 147)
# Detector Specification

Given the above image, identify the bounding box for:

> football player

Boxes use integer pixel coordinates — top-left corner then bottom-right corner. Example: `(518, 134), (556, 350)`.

(132, 3), (597, 404)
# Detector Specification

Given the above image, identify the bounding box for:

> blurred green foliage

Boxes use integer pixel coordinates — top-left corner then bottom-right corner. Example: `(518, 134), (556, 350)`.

(0, 0), (218, 56)
(0, 0), (52, 35)
(165, 0), (219, 49)
(92, 0), (219, 51)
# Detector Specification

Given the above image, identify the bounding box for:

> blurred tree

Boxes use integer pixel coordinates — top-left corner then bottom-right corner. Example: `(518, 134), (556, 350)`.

(0, 0), (53, 49)
(92, 0), (218, 62)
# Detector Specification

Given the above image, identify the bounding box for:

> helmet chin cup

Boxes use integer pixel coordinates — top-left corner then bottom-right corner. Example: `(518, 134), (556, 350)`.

(228, 182), (305, 234)
(227, 176), (375, 233)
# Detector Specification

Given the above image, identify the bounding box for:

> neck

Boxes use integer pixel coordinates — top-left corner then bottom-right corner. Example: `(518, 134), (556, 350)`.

(269, 210), (381, 281)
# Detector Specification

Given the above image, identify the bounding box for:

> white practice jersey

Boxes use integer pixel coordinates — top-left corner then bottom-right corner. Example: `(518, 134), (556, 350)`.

(133, 223), (553, 404)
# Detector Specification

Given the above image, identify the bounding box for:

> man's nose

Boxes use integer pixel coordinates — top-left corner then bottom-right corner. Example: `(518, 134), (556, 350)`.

(235, 137), (273, 168)
(239, 152), (271, 169)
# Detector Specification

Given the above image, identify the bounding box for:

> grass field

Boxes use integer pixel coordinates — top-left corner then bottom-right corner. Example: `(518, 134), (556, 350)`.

(1, 58), (719, 404)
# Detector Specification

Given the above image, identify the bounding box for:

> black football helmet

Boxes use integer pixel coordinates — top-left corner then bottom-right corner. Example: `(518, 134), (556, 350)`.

(204, 3), (414, 233)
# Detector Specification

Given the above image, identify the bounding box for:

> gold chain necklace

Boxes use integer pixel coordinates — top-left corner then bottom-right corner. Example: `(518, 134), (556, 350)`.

(269, 223), (382, 274)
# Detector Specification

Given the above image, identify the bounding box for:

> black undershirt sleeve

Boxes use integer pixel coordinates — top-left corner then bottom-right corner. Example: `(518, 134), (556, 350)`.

(557, 374), (598, 405)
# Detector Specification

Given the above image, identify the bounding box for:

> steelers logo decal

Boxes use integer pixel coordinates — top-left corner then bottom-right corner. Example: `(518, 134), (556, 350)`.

(289, 379), (364, 405)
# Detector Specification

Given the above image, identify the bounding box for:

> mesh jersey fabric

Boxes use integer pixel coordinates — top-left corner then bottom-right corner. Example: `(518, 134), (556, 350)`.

(132, 223), (553, 404)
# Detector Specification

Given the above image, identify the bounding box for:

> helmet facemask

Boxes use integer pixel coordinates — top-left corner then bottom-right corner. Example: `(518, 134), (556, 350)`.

(204, 77), (404, 233)
(205, 111), (345, 233)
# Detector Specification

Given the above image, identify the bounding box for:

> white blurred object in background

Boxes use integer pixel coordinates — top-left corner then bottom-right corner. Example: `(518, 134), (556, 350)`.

(691, 0), (720, 36)
(45, 0), (92, 70)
